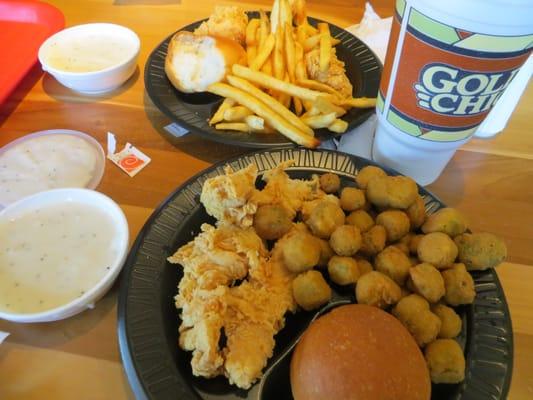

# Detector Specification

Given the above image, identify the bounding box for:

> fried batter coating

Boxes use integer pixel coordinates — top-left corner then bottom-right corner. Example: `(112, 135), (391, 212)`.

(292, 270), (332, 311)
(376, 210), (411, 243)
(417, 232), (458, 269)
(305, 200), (345, 239)
(424, 339), (465, 384)
(253, 204), (293, 240)
(305, 49), (353, 98)
(407, 194), (426, 229)
(194, 5), (248, 45)
(339, 187), (366, 211)
(454, 232), (507, 270)
(408, 263), (445, 303)
(409, 234), (424, 255)
(355, 165), (387, 189)
(441, 263), (476, 306)
(329, 225), (362, 256)
(366, 175), (418, 209)
(375, 245), (412, 286)
(319, 173), (341, 194)
(360, 225), (387, 256)
(392, 294), (441, 347)
(300, 194), (340, 221)
(431, 304), (462, 339)
(422, 208), (468, 237)
(327, 256), (360, 285)
(346, 209), (374, 232)
(355, 271), (402, 309)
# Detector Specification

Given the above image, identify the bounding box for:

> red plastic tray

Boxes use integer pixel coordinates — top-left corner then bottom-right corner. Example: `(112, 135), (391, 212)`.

(0, 1), (64, 105)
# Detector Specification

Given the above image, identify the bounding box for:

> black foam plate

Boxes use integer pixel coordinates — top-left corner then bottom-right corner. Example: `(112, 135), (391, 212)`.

(118, 148), (513, 400)
(144, 14), (382, 148)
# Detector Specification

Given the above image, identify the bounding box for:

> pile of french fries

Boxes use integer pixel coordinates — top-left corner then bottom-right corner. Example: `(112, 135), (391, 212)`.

(207, 0), (376, 148)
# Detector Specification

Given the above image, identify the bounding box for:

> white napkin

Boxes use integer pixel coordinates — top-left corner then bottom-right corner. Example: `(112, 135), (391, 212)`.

(319, 3), (391, 157)
(0, 331), (9, 345)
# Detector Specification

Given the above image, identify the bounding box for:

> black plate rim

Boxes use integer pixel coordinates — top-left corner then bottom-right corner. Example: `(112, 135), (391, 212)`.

(117, 148), (513, 400)
(144, 14), (382, 148)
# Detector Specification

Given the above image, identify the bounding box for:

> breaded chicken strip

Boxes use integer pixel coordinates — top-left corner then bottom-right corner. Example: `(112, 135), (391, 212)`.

(305, 49), (353, 98)
(194, 5), (248, 45)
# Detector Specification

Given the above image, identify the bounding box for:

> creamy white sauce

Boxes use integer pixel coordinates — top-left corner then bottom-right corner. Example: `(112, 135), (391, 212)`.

(0, 201), (120, 314)
(44, 32), (136, 73)
(0, 134), (98, 206)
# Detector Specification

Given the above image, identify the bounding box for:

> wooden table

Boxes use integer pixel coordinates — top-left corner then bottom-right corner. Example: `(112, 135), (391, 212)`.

(0, 0), (532, 398)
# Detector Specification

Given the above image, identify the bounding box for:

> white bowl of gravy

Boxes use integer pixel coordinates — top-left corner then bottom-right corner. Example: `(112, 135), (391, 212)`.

(38, 23), (140, 94)
(0, 189), (129, 322)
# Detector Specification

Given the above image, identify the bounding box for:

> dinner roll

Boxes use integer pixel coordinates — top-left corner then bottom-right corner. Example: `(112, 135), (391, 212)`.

(290, 304), (431, 400)
(165, 31), (245, 93)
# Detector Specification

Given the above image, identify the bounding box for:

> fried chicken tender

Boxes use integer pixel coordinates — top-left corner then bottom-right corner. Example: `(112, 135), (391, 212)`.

(252, 161), (323, 219)
(194, 5), (248, 45)
(305, 49), (353, 98)
(169, 222), (296, 389)
(200, 164), (258, 228)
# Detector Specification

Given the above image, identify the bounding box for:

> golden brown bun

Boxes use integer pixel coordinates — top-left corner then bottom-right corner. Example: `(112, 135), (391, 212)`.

(290, 304), (431, 400)
(165, 31), (246, 93)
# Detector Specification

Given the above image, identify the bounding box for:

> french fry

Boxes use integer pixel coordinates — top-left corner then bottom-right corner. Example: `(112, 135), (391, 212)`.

(284, 23), (296, 82)
(328, 119), (349, 133)
(313, 96), (347, 117)
(339, 97), (378, 108)
(318, 23), (331, 72)
(251, 33), (275, 70)
(302, 99), (314, 112)
(301, 107), (321, 118)
(293, 0), (307, 25)
(259, 9), (269, 47)
(273, 25), (285, 80)
(261, 57), (273, 75)
(247, 45), (257, 66)
(215, 122), (250, 132)
(271, 0), (280, 32)
(301, 112), (337, 129)
(246, 19), (260, 47)
(303, 34), (321, 52)
(296, 25), (307, 47)
(294, 96), (303, 116)
(227, 75), (314, 136)
(208, 82), (320, 148)
(232, 64), (329, 102)
(303, 21), (318, 35)
(298, 79), (344, 99)
(209, 98), (235, 125)
(245, 115), (265, 131)
(331, 37), (341, 46)
(279, 0), (291, 27)
(223, 106), (254, 121)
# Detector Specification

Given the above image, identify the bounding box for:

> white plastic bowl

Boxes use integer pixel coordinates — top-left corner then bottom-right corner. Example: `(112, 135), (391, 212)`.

(38, 23), (140, 94)
(0, 189), (129, 323)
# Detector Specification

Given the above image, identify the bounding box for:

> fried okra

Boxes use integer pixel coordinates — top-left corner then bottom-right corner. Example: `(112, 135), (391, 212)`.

(454, 232), (507, 270)
(360, 225), (387, 256)
(292, 270), (332, 311)
(417, 232), (458, 269)
(345, 209), (374, 232)
(327, 256), (360, 285)
(441, 263), (476, 306)
(407, 194), (426, 229)
(305, 200), (345, 239)
(376, 210), (411, 242)
(253, 204), (293, 240)
(366, 175), (418, 209)
(431, 304), (462, 339)
(355, 165), (387, 189)
(340, 187), (366, 211)
(329, 225), (362, 256)
(408, 263), (445, 303)
(281, 231), (320, 273)
(319, 173), (341, 194)
(375, 245), (412, 286)
(392, 294), (441, 347)
(355, 271), (402, 309)
(425, 339), (465, 384)
(422, 208), (468, 237)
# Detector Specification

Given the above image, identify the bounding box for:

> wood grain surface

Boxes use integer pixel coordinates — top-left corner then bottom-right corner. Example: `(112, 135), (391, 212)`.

(0, 0), (532, 399)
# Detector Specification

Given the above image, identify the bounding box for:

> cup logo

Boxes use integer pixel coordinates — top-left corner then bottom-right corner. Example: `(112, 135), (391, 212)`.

(414, 64), (519, 116)
(119, 154), (144, 172)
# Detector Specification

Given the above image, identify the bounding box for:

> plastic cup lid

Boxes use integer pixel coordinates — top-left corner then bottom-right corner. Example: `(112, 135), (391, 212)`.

(0, 129), (105, 208)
